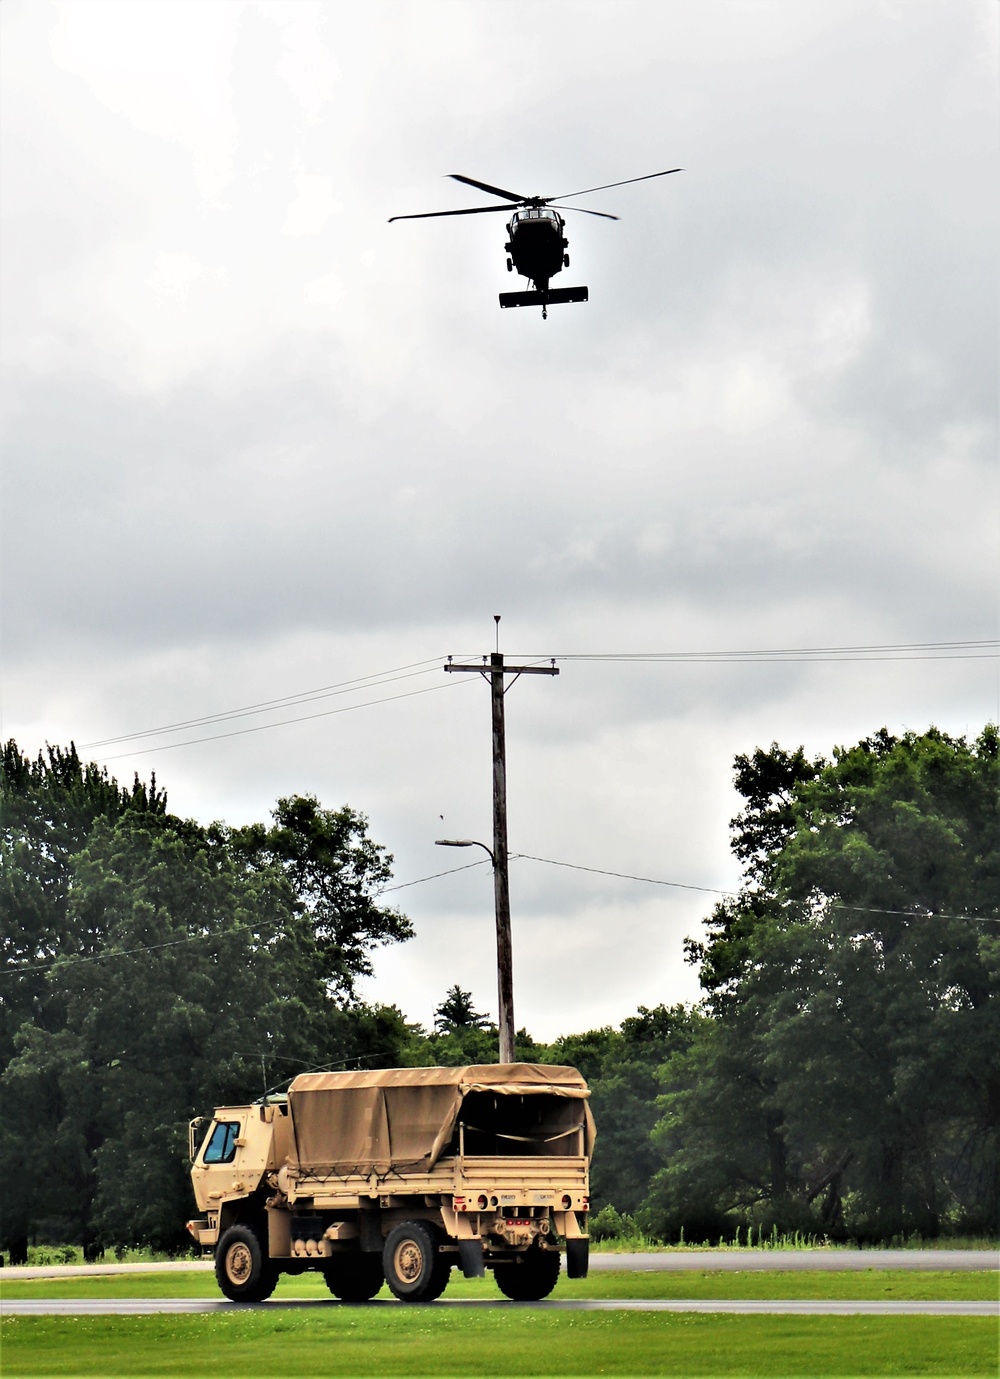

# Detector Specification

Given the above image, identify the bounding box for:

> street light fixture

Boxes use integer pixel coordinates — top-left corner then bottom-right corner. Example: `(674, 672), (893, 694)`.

(435, 838), (495, 863)
(435, 836), (513, 1062)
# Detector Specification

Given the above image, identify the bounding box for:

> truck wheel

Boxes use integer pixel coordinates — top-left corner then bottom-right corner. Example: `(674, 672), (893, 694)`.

(215, 1223), (279, 1302)
(323, 1253), (385, 1302)
(493, 1245), (561, 1301)
(382, 1221), (450, 1302)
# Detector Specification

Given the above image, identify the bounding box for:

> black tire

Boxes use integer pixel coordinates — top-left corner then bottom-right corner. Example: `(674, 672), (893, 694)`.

(215, 1223), (279, 1302)
(382, 1221), (450, 1302)
(323, 1253), (385, 1302)
(493, 1245), (561, 1301)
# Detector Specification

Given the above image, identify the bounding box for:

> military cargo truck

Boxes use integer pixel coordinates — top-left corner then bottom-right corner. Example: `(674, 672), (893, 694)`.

(187, 1063), (593, 1303)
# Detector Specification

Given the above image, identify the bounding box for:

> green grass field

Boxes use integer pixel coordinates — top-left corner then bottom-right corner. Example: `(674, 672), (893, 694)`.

(2, 1268), (997, 1303)
(4, 1267), (996, 1376)
(2, 1310), (996, 1377)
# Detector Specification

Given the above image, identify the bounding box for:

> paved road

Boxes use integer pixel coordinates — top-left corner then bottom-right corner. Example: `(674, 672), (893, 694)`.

(3, 1297), (995, 1317)
(5, 1249), (996, 1281)
(592, 1249), (999, 1273)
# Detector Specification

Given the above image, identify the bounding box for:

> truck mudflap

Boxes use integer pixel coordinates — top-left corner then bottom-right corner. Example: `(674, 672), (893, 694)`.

(458, 1239), (486, 1278)
(566, 1238), (589, 1279)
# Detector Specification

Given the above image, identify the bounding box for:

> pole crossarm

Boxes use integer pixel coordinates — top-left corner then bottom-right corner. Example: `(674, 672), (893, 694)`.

(445, 662), (559, 675)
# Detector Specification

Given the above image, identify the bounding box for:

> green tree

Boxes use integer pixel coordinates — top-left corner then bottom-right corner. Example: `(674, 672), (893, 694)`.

(0, 742), (166, 1067)
(434, 985), (489, 1034)
(0, 744), (412, 1256)
(547, 1008), (695, 1216)
(225, 794), (412, 999)
(648, 725), (1000, 1241)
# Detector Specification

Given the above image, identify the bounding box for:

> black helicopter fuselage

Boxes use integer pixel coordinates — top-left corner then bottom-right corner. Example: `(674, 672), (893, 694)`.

(504, 207), (568, 291)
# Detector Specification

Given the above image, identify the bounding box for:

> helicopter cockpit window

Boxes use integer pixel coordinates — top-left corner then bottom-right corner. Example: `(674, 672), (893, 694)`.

(513, 208), (559, 225)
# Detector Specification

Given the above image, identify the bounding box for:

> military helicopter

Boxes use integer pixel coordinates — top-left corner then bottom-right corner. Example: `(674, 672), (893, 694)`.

(389, 168), (682, 318)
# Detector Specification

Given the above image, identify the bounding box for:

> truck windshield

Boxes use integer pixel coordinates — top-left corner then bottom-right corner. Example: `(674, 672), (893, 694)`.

(202, 1120), (240, 1164)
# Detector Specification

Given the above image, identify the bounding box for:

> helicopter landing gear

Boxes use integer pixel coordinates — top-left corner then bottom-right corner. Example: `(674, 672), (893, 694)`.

(498, 286), (589, 312)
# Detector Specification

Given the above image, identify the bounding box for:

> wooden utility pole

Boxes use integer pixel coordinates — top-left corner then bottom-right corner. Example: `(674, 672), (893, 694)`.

(445, 624), (558, 1062)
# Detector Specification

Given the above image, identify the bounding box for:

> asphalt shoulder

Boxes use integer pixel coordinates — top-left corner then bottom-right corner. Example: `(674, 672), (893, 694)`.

(4, 1248), (997, 1281)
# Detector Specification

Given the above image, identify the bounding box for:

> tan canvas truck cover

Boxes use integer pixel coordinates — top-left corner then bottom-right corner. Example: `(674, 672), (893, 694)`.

(286, 1063), (595, 1173)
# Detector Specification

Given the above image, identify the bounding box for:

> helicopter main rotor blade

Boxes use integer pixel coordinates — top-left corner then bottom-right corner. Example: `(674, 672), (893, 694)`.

(549, 205), (619, 221)
(448, 173), (530, 203)
(553, 168), (683, 201)
(388, 204), (512, 222)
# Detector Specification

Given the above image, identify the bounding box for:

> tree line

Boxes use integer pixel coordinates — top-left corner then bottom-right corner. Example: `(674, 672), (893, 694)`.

(1, 725), (996, 1259)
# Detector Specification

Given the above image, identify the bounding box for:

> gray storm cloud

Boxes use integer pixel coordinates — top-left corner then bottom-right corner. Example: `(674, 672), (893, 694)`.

(2, 0), (996, 1037)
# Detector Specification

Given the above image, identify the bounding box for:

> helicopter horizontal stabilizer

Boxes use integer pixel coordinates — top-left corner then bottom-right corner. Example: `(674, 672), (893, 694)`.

(499, 286), (589, 310)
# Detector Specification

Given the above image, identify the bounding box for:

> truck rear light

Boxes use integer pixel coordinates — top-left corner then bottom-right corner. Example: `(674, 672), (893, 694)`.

(185, 1220), (199, 1239)
(561, 1195), (573, 1209)
(582, 1198), (589, 1210)
(453, 1197), (466, 1209)
(477, 1194), (489, 1209)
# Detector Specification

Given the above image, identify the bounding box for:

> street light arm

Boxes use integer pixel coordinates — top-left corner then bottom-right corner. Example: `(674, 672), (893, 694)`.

(435, 838), (496, 865)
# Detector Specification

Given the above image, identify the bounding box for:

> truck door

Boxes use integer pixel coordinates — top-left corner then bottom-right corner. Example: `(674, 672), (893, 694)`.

(190, 1115), (245, 1211)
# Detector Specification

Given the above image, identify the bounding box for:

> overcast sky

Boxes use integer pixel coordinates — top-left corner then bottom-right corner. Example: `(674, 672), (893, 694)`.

(2, 0), (997, 1042)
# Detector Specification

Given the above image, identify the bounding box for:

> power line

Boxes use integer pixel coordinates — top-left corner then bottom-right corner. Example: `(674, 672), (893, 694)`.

(378, 858), (490, 893)
(513, 852), (734, 896)
(98, 679), (469, 761)
(566, 654), (996, 664)
(0, 862), (488, 978)
(513, 853), (997, 923)
(826, 901), (999, 924)
(1, 916), (291, 977)
(6, 854), (996, 980)
(75, 639), (995, 763)
(79, 658), (450, 750)
(549, 639), (998, 664)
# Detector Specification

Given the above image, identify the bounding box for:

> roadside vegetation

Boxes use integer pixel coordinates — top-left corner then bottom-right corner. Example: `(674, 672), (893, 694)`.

(2, 726), (997, 1264)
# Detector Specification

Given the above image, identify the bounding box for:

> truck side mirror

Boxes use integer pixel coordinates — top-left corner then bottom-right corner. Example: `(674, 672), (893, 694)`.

(188, 1117), (206, 1163)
